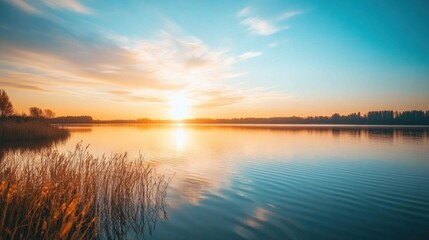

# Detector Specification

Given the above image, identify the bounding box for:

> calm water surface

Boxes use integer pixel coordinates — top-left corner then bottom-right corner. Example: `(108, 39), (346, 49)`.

(27, 125), (429, 239)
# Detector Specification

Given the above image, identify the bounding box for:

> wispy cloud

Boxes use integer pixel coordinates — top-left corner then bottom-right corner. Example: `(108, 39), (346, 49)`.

(0, 79), (46, 91)
(41, 0), (91, 14)
(5, 0), (91, 14)
(0, 3), (275, 109)
(240, 17), (280, 36)
(237, 6), (251, 17)
(237, 51), (262, 61)
(6, 0), (42, 14)
(108, 90), (166, 103)
(237, 6), (302, 36)
(278, 10), (303, 20)
(194, 85), (287, 109)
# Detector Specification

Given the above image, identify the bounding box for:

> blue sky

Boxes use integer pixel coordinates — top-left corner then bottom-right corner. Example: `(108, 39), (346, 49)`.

(0, 0), (428, 119)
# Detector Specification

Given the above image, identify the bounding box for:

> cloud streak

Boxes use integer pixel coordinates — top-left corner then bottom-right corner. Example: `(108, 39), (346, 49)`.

(278, 10), (303, 20)
(237, 6), (302, 36)
(6, 0), (42, 14)
(237, 6), (251, 17)
(41, 0), (91, 14)
(240, 17), (280, 36)
(6, 0), (91, 15)
(237, 51), (262, 61)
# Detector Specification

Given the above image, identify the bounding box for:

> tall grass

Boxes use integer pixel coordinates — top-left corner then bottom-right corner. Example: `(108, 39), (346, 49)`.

(0, 144), (170, 239)
(0, 121), (69, 142)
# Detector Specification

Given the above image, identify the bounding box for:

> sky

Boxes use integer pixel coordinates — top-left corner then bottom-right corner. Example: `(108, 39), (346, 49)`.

(0, 0), (428, 120)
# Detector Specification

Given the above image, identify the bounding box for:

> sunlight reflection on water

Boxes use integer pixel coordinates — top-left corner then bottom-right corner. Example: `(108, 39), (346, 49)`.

(175, 125), (186, 151)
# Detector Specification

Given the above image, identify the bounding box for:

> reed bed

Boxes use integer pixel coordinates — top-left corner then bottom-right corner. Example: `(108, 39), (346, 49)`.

(0, 144), (170, 239)
(0, 121), (69, 142)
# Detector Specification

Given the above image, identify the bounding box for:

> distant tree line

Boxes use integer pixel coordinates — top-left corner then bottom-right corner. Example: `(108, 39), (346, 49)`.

(135, 111), (429, 125)
(49, 116), (93, 124)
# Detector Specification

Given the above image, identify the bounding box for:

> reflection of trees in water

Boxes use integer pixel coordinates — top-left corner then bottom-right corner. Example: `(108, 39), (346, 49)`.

(397, 129), (428, 139)
(193, 125), (429, 141)
(367, 128), (429, 141)
(367, 129), (395, 140)
(66, 127), (93, 133)
(203, 125), (429, 143)
(0, 144), (170, 239)
(331, 128), (362, 138)
(0, 136), (69, 161)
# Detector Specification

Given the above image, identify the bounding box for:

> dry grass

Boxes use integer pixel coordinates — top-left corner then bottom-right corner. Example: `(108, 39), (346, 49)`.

(0, 144), (170, 239)
(0, 121), (69, 142)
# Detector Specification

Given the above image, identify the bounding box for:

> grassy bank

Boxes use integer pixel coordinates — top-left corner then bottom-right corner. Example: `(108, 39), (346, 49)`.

(0, 144), (170, 239)
(0, 121), (69, 142)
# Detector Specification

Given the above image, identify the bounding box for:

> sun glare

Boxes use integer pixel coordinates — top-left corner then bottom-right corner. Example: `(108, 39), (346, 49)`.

(170, 93), (190, 120)
(175, 125), (186, 151)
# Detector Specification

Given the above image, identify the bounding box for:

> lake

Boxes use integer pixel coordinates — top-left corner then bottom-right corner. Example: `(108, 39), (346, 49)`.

(6, 124), (429, 239)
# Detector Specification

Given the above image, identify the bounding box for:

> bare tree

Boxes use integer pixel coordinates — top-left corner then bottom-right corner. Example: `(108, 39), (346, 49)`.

(0, 89), (14, 117)
(44, 109), (55, 119)
(29, 107), (44, 118)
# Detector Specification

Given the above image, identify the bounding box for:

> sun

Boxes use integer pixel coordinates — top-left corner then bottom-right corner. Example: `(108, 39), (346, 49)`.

(170, 92), (190, 120)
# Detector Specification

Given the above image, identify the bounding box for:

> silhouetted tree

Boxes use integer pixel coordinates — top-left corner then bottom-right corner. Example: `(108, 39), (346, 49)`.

(29, 107), (44, 118)
(0, 89), (14, 117)
(44, 109), (55, 119)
